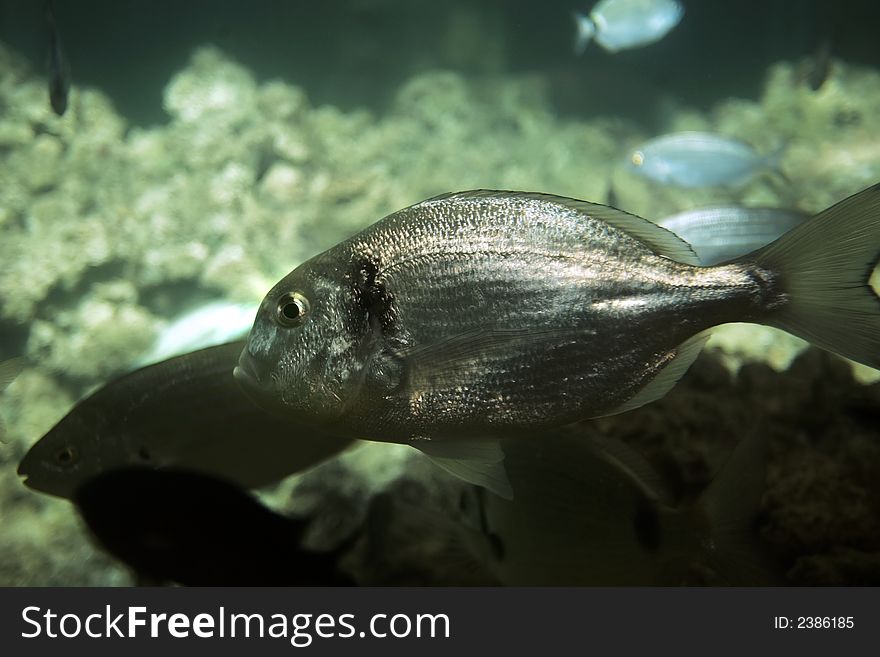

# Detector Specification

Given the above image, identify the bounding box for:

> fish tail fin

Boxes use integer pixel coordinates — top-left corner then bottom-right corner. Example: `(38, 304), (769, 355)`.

(686, 428), (780, 584)
(572, 11), (595, 54)
(748, 183), (880, 370)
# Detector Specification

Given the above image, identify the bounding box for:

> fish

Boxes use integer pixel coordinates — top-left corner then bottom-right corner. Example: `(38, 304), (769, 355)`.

(656, 206), (810, 265)
(0, 357), (25, 443)
(628, 132), (783, 188)
(74, 467), (356, 586)
(46, 0), (71, 117)
(573, 0), (684, 54)
(482, 428), (775, 585)
(136, 300), (256, 367)
(800, 39), (833, 92)
(236, 186), (880, 498)
(370, 428), (775, 585)
(18, 341), (355, 500)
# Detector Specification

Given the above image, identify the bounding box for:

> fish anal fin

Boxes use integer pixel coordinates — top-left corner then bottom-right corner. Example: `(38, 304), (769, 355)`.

(605, 333), (708, 416)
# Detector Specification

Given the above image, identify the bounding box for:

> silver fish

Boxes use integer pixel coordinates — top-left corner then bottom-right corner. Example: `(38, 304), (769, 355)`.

(656, 206), (810, 265)
(18, 341), (354, 499)
(236, 187), (880, 496)
(136, 300), (255, 367)
(573, 0), (684, 54)
(629, 132), (782, 188)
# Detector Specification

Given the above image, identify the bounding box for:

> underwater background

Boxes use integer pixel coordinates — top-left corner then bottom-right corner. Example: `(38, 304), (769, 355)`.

(1, 0), (879, 585)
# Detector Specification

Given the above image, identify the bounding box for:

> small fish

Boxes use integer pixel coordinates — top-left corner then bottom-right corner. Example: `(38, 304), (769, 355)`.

(372, 428), (775, 585)
(74, 467), (356, 586)
(46, 0), (71, 117)
(136, 300), (256, 367)
(18, 341), (354, 499)
(573, 0), (684, 54)
(802, 39), (833, 92)
(236, 186), (880, 498)
(656, 206), (810, 265)
(628, 132), (783, 188)
(0, 357), (25, 443)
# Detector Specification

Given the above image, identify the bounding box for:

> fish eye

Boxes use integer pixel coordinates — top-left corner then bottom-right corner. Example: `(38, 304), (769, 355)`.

(275, 291), (310, 327)
(54, 445), (78, 467)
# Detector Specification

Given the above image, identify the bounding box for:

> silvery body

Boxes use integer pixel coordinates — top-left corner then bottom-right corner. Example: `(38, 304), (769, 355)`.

(574, 0), (684, 53)
(237, 187), (880, 445)
(629, 132), (780, 188)
(657, 206), (809, 265)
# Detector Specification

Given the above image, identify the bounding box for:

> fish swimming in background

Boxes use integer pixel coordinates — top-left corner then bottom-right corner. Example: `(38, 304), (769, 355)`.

(482, 428), (775, 585)
(573, 0), (684, 54)
(656, 206), (810, 265)
(45, 0), (70, 116)
(369, 428), (775, 585)
(236, 186), (880, 498)
(18, 341), (354, 500)
(0, 357), (25, 443)
(628, 132), (783, 188)
(75, 467), (356, 586)
(136, 300), (256, 367)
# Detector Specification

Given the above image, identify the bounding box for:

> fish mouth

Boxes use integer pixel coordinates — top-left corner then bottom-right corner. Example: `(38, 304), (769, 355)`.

(233, 348), (265, 392)
(16, 456), (30, 481)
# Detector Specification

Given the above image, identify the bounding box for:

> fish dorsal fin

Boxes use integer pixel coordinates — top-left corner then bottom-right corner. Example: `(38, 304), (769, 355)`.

(420, 191), (701, 266)
(415, 438), (513, 500)
(549, 196), (702, 265)
(605, 332), (709, 416)
(585, 433), (672, 507)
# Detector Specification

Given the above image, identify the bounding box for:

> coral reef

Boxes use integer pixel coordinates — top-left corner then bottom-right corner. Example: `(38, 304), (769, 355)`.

(1, 40), (879, 585)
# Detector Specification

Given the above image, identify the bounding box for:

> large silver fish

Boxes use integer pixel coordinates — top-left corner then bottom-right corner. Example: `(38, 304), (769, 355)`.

(18, 341), (354, 499)
(236, 187), (880, 495)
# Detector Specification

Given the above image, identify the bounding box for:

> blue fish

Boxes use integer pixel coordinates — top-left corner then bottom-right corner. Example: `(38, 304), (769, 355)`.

(574, 0), (684, 54)
(657, 206), (810, 265)
(628, 132), (783, 188)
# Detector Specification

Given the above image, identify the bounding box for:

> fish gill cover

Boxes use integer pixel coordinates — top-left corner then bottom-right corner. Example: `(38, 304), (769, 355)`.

(0, 0), (878, 585)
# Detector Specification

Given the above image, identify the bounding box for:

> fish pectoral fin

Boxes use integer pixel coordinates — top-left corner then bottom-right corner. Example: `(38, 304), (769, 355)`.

(394, 327), (558, 394)
(414, 439), (514, 501)
(603, 332), (708, 416)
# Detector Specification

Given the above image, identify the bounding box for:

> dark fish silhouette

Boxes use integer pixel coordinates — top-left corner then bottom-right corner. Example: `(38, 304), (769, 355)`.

(18, 341), (354, 499)
(74, 467), (356, 586)
(46, 1), (71, 116)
